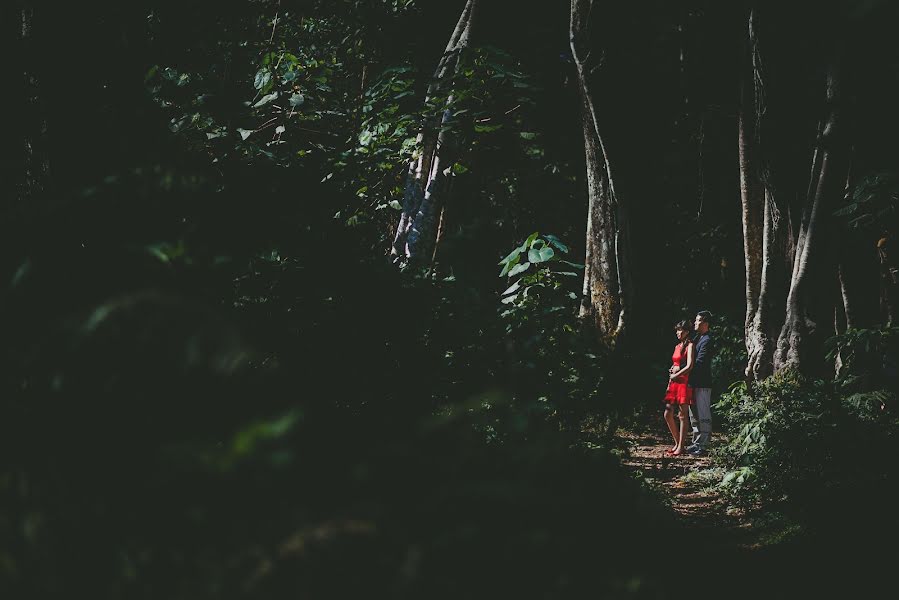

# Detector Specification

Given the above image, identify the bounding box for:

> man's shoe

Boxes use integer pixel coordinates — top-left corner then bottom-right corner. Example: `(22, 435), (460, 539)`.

(687, 446), (705, 456)
(685, 443), (699, 453)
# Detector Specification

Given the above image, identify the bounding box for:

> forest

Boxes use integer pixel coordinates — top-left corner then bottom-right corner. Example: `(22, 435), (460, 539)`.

(2, 1), (899, 597)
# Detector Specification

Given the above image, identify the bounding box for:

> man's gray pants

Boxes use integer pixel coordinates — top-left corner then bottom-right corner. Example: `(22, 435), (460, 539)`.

(689, 387), (712, 449)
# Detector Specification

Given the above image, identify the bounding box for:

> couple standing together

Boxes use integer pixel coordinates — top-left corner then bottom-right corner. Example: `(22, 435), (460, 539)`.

(663, 311), (714, 456)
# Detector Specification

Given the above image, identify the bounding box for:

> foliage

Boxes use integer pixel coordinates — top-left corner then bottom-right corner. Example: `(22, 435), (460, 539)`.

(493, 233), (619, 433)
(710, 316), (748, 396)
(714, 369), (899, 528)
(835, 171), (899, 230)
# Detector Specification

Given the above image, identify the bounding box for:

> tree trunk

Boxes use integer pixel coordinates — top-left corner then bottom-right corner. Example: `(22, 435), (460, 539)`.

(739, 71), (765, 376)
(390, 0), (479, 267)
(774, 57), (849, 374)
(571, 0), (632, 345)
(740, 10), (791, 380)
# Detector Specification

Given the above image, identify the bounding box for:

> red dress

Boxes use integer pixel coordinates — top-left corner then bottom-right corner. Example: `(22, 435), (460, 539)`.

(664, 341), (694, 405)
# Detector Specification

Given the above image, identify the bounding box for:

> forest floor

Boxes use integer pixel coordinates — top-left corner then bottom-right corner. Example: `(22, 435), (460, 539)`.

(618, 429), (756, 549)
(618, 425), (892, 597)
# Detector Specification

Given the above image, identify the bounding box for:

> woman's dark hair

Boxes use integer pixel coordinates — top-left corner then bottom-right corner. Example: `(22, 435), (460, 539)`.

(674, 319), (692, 332)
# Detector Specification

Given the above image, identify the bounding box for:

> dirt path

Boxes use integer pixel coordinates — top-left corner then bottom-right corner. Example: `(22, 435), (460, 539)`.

(619, 430), (755, 549)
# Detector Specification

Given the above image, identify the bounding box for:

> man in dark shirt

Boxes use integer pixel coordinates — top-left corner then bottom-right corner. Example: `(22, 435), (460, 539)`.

(687, 311), (714, 455)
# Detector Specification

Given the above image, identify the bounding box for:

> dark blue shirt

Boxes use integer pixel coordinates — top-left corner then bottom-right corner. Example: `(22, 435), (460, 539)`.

(690, 333), (714, 389)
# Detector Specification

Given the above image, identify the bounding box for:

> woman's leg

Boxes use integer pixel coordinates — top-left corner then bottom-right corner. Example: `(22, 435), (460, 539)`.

(664, 404), (678, 450)
(673, 404), (690, 454)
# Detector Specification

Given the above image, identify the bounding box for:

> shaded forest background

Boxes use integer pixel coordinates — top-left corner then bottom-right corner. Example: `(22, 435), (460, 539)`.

(2, 1), (899, 597)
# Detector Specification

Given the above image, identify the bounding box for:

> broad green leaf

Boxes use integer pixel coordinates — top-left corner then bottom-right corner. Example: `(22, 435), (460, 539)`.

(289, 93), (305, 107)
(502, 280), (522, 296)
(237, 128), (253, 140)
(544, 234), (569, 253)
(522, 231), (540, 251)
(253, 91), (279, 108)
(498, 248), (522, 266)
(508, 262), (530, 277)
(253, 70), (272, 90)
(499, 254), (520, 277)
(528, 246), (555, 263)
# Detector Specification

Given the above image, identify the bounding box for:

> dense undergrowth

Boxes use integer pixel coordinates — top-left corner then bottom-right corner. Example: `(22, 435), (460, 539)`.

(712, 332), (899, 547)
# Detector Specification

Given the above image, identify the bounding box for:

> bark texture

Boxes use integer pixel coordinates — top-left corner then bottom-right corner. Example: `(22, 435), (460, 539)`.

(390, 0), (479, 267)
(571, 0), (632, 344)
(740, 10), (790, 380)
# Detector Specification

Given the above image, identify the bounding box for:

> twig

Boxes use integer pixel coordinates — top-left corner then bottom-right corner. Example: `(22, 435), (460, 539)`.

(269, 0), (281, 44)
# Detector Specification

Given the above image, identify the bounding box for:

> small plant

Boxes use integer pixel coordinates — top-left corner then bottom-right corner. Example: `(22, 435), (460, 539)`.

(491, 233), (618, 434)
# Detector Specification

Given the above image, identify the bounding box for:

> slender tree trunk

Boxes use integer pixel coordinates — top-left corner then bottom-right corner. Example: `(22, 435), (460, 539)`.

(774, 57), (849, 374)
(571, 0), (632, 344)
(740, 10), (791, 380)
(390, 0), (479, 267)
(739, 72), (765, 375)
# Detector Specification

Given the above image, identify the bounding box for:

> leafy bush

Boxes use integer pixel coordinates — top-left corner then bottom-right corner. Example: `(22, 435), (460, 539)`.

(494, 233), (624, 435)
(714, 369), (899, 531)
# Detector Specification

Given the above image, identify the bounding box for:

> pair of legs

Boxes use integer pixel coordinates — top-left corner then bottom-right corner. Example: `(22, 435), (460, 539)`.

(663, 402), (690, 455)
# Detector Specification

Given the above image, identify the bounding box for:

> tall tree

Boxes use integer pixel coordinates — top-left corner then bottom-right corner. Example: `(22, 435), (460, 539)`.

(740, 9), (791, 380)
(740, 7), (852, 377)
(570, 0), (633, 345)
(773, 54), (849, 373)
(390, 0), (480, 267)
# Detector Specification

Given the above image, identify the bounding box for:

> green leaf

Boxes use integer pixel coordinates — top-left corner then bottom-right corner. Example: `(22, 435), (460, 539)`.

(237, 128), (253, 140)
(559, 260), (585, 269)
(254, 70), (272, 90)
(502, 280), (522, 296)
(498, 248), (522, 266)
(253, 92), (279, 108)
(544, 234), (569, 253)
(474, 123), (503, 133)
(528, 246), (555, 263)
(522, 231), (540, 251)
(499, 254), (520, 277)
(508, 262), (530, 277)
(289, 93), (305, 107)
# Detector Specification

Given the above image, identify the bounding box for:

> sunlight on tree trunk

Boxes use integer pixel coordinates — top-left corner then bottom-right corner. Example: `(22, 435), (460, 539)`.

(571, 0), (632, 346)
(390, 0), (480, 268)
(740, 10), (790, 380)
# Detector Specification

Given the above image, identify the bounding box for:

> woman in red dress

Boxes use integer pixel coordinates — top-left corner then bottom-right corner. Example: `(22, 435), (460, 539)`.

(664, 320), (695, 456)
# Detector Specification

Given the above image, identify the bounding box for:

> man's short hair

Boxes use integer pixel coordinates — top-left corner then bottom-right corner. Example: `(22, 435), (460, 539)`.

(696, 310), (713, 323)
